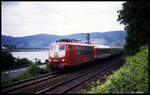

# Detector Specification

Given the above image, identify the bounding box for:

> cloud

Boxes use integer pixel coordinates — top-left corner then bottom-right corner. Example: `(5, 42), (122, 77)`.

(2, 1), (125, 37)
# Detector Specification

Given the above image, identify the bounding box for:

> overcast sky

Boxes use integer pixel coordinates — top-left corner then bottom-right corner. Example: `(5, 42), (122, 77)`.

(2, 1), (125, 37)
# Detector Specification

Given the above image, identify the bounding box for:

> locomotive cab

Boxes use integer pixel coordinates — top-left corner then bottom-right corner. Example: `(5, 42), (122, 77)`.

(48, 39), (79, 69)
(49, 45), (66, 58)
(48, 44), (66, 69)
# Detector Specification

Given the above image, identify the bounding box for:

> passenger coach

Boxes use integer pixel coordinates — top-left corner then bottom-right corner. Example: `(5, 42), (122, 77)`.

(94, 45), (111, 59)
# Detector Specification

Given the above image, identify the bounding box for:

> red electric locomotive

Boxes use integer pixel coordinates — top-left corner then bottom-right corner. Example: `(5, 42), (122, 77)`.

(47, 39), (95, 69)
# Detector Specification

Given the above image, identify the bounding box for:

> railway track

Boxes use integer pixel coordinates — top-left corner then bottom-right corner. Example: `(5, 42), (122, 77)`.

(36, 58), (122, 94)
(1, 71), (60, 93)
(1, 54), (124, 94)
(66, 57), (124, 94)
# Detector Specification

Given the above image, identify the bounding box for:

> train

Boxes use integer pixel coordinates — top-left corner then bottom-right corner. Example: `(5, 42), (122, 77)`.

(47, 39), (123, 70)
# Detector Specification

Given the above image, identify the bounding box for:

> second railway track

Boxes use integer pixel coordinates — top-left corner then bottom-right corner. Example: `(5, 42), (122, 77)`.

(1, 71), (61, 93)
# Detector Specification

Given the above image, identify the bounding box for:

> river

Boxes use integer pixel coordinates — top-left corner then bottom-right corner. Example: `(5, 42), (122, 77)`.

(11, 51), (49, 63)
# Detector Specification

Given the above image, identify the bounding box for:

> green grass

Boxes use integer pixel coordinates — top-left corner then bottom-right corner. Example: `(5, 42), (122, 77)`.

(81, 45), (149, 94)
(1, 64), (52, 86)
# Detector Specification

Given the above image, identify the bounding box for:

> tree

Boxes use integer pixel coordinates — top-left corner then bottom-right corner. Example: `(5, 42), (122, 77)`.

(1, 50), (15, 70)
(117, 1), (149, 55)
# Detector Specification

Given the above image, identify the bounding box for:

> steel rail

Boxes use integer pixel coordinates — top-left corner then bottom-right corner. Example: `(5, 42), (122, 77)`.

(2, 71), (60, 93)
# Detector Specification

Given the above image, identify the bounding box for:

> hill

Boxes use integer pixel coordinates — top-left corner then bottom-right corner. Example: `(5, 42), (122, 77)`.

(2, 30), (126, 48)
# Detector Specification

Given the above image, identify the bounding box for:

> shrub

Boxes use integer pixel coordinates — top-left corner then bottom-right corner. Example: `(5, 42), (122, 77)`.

(26, 64), (41, 77)
(43, 66), (51, 73)
(1, 50), (15, 69)
(35, 60), (42, 65)
(83, 45), (149, 94)
(15, 58), (32, 66)
(38, 65), (51, 74)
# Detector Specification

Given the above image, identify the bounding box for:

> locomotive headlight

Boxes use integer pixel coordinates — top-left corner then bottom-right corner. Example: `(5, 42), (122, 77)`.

(49, 59), (51, 62)
(62, 59), (65, 62)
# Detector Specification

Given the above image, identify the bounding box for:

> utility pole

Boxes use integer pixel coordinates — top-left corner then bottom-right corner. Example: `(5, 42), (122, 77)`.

(80, 33), (90, 44)
(87, 33), (90, 44)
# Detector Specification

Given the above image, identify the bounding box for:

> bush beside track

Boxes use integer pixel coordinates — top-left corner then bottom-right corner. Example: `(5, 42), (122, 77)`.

(82, 45), (149, 94)
(1, 64), (52, 86)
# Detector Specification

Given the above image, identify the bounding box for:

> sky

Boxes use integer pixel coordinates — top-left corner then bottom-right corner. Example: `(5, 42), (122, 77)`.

(2, 1), (125, 37)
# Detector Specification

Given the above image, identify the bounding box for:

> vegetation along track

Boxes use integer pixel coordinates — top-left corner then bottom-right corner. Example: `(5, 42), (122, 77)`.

(1, 54), (124, 94)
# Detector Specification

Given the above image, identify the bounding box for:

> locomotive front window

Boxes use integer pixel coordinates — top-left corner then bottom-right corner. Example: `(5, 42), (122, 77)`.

(59, 46), (65, 50)
(50, 45), (65, 51)
(50, 45), (66, 58)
